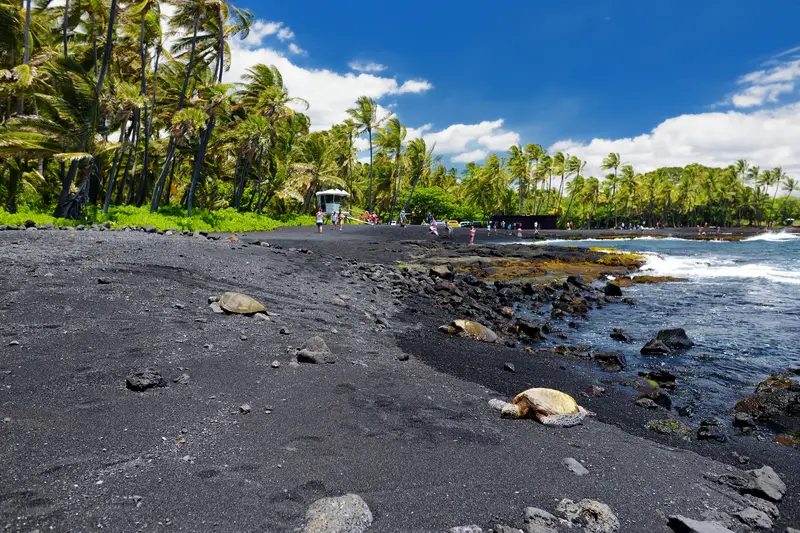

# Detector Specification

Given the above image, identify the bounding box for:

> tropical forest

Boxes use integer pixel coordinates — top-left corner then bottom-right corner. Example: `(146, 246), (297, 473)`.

(0, 0), (798, 231)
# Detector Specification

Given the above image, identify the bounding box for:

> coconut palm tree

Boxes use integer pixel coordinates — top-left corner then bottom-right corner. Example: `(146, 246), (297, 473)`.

(601, 152), (621, 227)
(346, 96), (381, 213)
(402, 137), (437, 214)
(375, 116), (406, 222)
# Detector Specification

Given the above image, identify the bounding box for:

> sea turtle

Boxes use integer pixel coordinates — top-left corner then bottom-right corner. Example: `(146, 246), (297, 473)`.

(209, 292), (266, 315)
(439, 319), (499, 343)
(489, 388), (595, 427)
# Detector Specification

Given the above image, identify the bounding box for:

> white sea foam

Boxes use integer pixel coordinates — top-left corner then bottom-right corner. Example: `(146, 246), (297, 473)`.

(640, 253), (800, 285)
(742, 231), (799, 242)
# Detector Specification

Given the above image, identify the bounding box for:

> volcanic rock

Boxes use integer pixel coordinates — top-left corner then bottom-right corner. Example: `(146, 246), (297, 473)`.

(302, 493), (372, 533)
(125, 369), (167, 392)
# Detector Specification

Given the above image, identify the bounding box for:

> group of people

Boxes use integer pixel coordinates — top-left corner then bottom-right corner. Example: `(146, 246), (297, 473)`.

(315, 207), (344, 233)
(486, 220), (531, 239)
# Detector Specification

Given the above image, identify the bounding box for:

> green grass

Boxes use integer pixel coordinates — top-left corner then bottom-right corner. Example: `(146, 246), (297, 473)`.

(0, 206), (315, 232)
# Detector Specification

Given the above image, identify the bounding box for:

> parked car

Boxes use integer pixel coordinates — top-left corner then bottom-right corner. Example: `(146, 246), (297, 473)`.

(471, 221), (484, 228)
(447, 220), (460, 228)
(458, 221), (472, 228)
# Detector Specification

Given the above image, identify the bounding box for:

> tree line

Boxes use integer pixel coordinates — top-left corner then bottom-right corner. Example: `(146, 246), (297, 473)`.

(0, 0), (797, 227)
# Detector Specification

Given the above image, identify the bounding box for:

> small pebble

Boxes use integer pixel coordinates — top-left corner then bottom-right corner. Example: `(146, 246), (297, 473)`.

(8, 340), (19, 346)
(240, 404), (251, 414)
(240, 335), (248, 341)
(271, 360), (281, 368)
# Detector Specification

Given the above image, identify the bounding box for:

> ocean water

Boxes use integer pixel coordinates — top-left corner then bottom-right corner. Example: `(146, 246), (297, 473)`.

(522, 232), (800, 421)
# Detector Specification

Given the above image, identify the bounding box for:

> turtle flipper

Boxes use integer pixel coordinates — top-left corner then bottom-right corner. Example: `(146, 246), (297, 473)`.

(489, 399), (521, 419)
(537, 412), (585, 427)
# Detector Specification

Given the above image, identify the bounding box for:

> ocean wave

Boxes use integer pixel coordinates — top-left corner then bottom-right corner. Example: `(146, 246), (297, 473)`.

(641, 253), (800, 285)
(742, 231), (799, 242)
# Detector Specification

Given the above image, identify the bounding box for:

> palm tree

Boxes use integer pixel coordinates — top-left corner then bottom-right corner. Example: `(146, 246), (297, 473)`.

(346, 96), (381, 213)
(375, 116), (406, 222)
(402, 137), (437, 214)
(506, 144), (527, 215)
(768, 167), (787, 226)
(601, 152), (621, 227)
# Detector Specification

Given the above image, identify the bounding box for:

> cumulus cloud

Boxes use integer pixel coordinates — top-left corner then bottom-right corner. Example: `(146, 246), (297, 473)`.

(452, 149), (490, 163)
(224, 43), (432, 130)
(414, 119), (520, 163)
(349, 61), (388, 73)
(548, 103), (800, 179)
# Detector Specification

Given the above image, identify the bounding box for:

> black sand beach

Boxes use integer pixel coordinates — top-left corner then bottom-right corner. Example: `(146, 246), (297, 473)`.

(1, 224), (797, 532)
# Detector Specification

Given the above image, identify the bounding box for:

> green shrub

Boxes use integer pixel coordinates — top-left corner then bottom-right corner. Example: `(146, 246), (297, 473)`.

(0, 206), (315, 232)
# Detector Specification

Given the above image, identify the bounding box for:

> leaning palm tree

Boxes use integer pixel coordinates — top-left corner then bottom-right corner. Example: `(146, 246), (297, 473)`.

(346, 96), (381, 213)
(601, 152), (621, 227)
(402, 137), (438, 214)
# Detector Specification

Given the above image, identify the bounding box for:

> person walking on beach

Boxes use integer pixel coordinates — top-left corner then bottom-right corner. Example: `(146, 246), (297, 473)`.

(487, 221), (492, 237)
(316, 207), (324, 233)
(469, 225), (476, 245)
(516, 222), (523, 239)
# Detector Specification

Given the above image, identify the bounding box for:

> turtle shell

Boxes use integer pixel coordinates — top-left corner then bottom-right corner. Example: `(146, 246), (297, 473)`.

(450, 319), (498, 343)
(218, 292), (266, 314)
(513, 388), (580, 417)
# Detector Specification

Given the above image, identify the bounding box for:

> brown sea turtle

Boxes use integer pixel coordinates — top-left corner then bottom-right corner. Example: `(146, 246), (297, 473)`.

(489, 388), (595, 427)
(439, 319), (499, 343)
(209, 292), (266, 315)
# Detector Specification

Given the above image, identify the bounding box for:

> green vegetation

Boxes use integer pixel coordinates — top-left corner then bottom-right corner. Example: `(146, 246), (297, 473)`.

(0, 206), (314, 232)
(0, 1), (798, 229)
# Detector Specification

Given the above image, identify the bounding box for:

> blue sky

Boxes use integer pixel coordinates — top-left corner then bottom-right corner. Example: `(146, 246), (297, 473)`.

(222, 0), (800, 180)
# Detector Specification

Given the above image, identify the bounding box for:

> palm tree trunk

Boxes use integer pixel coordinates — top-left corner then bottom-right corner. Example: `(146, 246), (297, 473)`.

(387, 156), (401, 223)
(187, 115), (216, 216)
(103, 117), (129, 213)
(151, 13), (199, 212)
(62, 0), (70, 57)
(95, 0), (118, 96)
(55, 161), (80, 217)
(22, 0), (31, 64)
(367, 128), (374, 213)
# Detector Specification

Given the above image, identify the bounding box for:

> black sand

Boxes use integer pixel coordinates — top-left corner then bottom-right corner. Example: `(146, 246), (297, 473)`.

(1, 225), (797, 532)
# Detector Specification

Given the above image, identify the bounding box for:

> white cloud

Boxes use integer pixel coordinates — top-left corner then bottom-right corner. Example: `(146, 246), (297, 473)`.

(548, 103), (800, 179)
(288, 43), (306, 56)
(241, 21), (284, 48)
(349, 61), (388, 73)
(728, 52), (800, 108)
(422, 120), (505, 154)
(277, 27), (295, 41)
(452, 149), (490, 163)
(478, 130), (520, 151)
(396, 80), (433, 94)
(732, 83), (794, 108)
(414, 119), (521, 163)
(224, 43), (431, 131)
(405, 123), (433, 141)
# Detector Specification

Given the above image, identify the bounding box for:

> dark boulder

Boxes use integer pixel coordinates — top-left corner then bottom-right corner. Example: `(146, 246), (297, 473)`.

(735, 371), (800, 431)
(567, 274), (589, 289)
(641, 339), (672, 355)
(610, 328), (630, 342)
(515, 318), (544, 342)
(126, 368), (167, 392)
(697, 418), (727, 442)
(604, 282), (622, 297)
(656, 328), (695, 350)
(640, 369), (677, 390)
(593, 351), (626, 371)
